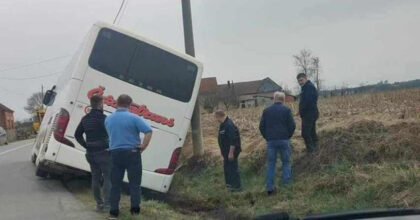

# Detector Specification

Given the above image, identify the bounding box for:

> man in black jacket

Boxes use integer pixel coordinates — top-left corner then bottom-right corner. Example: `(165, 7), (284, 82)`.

(215, 109), (241, 191)
(75, 95), (111, 212)
(297, 73), (319, 153)
(259, 92), (295, 194)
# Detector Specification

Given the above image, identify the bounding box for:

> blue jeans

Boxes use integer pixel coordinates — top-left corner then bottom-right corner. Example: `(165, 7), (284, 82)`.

(109, 148), (142, 215)
(266, 140), (291, 191)
(223, 155), (241, 189)
(85, 151), (111, 208)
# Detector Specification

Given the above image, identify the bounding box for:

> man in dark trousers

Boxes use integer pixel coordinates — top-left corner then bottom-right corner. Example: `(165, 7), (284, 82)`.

(297, 73), (319, 153)
(215, 109), (242, 191)
(259, 92), (295, 195)
(105, 94), (153, 219)
(74, 95), (111, 212)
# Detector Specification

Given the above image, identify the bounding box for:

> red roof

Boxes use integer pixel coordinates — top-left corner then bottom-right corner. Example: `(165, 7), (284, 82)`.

(199, 77), (218, 93)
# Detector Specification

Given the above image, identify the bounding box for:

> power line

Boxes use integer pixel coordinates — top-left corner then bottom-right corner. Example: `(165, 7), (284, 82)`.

(0, 54), (70, 73)
(0, 70), (63, 80)
(113, 0), (127, 24)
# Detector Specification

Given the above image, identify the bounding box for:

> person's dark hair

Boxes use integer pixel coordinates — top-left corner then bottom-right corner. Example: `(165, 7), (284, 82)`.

(214, 109), (226, 118)
(90, 95), (103, 109)
(117, 94), (133, 108)
(296, 73), (307, 79)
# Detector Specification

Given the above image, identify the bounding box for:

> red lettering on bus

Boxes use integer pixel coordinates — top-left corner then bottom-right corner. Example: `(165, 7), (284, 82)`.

(87, 86), (105, 98)
(87, 86), (175, 127)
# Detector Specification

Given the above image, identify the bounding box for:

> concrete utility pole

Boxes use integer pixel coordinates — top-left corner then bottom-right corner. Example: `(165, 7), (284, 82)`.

(41, 84), (44, 109)
(181, 0), (204, 157)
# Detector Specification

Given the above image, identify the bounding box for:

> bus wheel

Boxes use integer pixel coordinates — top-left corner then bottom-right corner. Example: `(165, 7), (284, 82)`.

(49, 173), (62, 179)
(35, 166), (48, 178)
(31, 154), (37, 164)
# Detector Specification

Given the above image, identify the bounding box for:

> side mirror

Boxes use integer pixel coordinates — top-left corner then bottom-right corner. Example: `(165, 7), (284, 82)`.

(43, 86), (57, 106)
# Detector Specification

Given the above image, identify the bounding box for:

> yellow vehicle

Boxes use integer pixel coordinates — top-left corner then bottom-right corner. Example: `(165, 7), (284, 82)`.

(32, 108), (45, 133)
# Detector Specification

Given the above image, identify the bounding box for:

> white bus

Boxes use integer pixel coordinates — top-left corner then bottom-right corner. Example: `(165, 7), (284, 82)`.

(31, 22), (203, 193)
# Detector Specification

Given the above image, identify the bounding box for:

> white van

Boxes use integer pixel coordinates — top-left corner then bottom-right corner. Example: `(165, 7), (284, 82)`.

(0, 127), (7, 145)
(31, 22), (203, 193)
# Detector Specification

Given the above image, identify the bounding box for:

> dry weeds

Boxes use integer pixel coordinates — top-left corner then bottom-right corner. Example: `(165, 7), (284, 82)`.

(182, 88), (420, 161)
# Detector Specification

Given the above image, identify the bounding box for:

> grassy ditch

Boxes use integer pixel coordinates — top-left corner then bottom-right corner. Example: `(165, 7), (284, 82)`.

(67, 120), (420, 219)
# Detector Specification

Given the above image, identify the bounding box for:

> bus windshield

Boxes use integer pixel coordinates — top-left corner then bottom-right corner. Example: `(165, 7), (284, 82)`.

(88, 28), (198, 102)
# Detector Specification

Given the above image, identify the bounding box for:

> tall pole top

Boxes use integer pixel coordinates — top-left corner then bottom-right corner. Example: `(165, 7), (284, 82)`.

(181, 0), (195, 57)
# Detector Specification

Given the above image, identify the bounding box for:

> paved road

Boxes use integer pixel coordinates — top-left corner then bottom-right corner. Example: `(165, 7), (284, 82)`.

(0, 139), (101, 220)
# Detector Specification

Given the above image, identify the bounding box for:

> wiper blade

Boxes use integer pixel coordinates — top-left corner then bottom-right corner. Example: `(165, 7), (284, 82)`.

(303, 208), (420, 220)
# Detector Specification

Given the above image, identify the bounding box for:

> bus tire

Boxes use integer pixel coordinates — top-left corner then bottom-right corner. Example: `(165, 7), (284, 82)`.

(35, 166), (48, 178)
(49, 173), (62, 179)
(31, 154), (37, 164)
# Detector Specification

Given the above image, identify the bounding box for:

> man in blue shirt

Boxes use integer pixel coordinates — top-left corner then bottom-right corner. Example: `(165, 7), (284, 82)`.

(105, 94), (153, 219)
(259, 92), (296, 195)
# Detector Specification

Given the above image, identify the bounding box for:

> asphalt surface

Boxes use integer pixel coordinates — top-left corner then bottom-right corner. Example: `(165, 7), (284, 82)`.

(0, 139), (101, 220)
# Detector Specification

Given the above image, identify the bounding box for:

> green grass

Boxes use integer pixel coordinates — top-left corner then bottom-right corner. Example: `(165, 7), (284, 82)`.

(69, 119), (420, 219)
(69, 156), (420, 219)
(169, 158), (420, 219)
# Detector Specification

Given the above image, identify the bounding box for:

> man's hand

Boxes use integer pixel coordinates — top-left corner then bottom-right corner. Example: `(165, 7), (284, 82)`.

(228, 152), (234, 161)
(138, 131), (153, 153)
(228, 146), (235, 161)
(138, 144), (147, 153)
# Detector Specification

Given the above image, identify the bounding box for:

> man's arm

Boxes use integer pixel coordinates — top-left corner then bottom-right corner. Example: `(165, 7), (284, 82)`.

(304, 84), (318, 112)
(139, 131), (152, 152)
(226, 124), (236, 161)
(299, 91), (307, 116)
(135, 116), (153, 152)
(287, 109), (296, 139)
(259, 111), (266, 139)
(74, 121), (87, 148)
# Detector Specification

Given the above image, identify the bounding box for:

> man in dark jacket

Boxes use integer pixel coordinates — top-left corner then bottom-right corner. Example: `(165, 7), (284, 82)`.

(75, 95), (111, 212)
(297, 73), (319, 153)
(215, 109), (241, 191)
(259, 92), (295, 194)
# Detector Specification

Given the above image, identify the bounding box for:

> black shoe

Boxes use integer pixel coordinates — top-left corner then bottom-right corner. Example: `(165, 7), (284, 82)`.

(267, 189), (276, 195)
(109, 209), (119, 219)
(130, 207), (140, 215)
(96, 204), (104, 212)
(229, 187), (242, 192)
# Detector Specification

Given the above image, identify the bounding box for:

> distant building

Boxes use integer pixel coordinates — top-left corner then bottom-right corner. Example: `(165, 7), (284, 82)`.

(199, 77), (295, 109)
(199, 77), (218, 94)
(0, 103), (16, 141)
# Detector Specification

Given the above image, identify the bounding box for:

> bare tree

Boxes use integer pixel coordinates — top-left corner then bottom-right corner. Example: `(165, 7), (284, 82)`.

(202, 93), (219, 113)
(311, 57), (322, 91)
(24, 92), (43, 114)
(293, 49), (313, 77)
(294, 49), (323, 92)
(282, 84), (293, 95)
(220, 86), (239, 110)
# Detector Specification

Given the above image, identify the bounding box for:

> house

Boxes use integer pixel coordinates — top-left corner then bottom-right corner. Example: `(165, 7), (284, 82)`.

(199, 77), (295, 109)
(0, 103), (16, 141)
(199, 77), (218, 94)
(219, 77), (287, 108)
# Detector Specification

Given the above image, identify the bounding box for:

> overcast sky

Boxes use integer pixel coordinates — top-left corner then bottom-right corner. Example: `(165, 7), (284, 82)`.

(1, 0), (419, 120)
